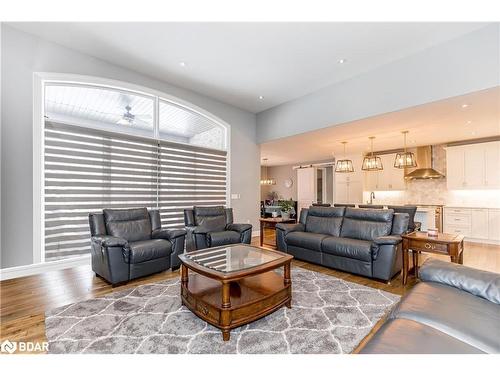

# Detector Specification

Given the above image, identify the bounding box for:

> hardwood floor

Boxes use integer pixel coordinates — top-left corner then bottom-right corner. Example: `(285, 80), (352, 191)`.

(1, 233), (499, 354)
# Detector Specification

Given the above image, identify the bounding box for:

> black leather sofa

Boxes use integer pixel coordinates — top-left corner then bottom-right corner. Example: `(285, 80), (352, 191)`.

(184, 206), (252, 251)
(276, 207), (409, 281)
(89, 208), (186, 285)
(360, 258), (500, 353)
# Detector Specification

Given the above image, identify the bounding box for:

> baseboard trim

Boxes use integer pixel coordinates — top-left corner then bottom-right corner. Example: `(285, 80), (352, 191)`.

(0, 255), (91, 281)
(1, 233), (265, 281)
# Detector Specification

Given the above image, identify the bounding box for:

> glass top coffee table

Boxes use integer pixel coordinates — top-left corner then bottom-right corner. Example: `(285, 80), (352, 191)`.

(178, 244), (293, 341)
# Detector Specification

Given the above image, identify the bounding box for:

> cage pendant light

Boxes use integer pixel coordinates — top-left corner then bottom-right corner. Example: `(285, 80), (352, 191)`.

(361, 137), (383, 171)
(335, 141), (355, 173)
(394, 131), (417, 169)
(260, 158), (276, 185)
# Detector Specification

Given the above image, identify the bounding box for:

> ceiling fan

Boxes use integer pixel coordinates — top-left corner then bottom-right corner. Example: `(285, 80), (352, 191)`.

(116, 104), (151, 126)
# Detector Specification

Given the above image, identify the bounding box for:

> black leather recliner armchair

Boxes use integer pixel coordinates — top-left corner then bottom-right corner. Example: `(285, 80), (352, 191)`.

(184, 206), (252, 251)
(89, 207), (186, 285)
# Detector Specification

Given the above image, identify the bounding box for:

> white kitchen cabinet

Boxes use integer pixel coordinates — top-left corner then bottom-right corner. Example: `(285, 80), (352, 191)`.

(484, 142), (500, 188)
(464, 144), (485, 188)
(363, 170), (380, 191)
(470, 208), (489, 239)
(488, 209), (500, 241)
(446, 141), (500, 190)
(444, 207), (499, 242)
(446, 147), (465, 189)
(335, 180), (362, 205)
(363, 153), (405, 191)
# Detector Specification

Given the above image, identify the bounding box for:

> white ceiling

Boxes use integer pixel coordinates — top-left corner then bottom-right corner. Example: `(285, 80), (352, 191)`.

(261, 87), (500, 166)
(8, 22), (490, 113)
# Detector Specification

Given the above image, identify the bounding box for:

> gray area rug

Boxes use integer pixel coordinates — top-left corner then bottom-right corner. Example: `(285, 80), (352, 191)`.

(45, 267), (399, 354)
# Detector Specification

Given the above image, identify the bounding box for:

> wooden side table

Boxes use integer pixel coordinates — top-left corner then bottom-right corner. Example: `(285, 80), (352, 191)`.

(401, 231), (465, 285)
(259, 217), (296, 248)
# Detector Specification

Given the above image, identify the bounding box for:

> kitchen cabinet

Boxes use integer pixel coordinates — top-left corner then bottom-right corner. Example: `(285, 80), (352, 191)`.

(335, 179), (362, 205)
(363, 153), (405, 191)
(446, 141), (500, 190)
(484, 142), (500, 188)
(446, 147), (465, 189)
(488, 209), (500, 241)
(364, 170), (380, 191)
(470, 208), (489, 240)
(444, 207), (499, 242)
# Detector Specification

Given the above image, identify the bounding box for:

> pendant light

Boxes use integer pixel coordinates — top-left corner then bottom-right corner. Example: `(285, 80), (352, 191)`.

(335, 141), (355, 173)
(394, 130), (417, 169)
(361, 136), (383, 171)
(260, 158), (276, 185)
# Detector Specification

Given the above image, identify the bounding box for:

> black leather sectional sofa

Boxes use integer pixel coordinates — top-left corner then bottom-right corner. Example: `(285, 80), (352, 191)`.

(361, 258), (500, 353)
(276, 207), (409, 281)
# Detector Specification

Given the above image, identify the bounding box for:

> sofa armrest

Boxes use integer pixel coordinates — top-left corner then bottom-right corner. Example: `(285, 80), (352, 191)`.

(226, 223), (252, 233)
(192, 226), (210, 234)
(152, 228), (187, 241)
(373, 235), (402, 246)
(371, 236), (402, 261)
(91, 235), (127, 248)
(276, 223), (305, 235)
(419, 258), (500, 304)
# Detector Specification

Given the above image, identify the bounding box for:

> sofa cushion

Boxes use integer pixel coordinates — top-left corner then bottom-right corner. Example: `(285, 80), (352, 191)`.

(207, 231), (241, 247)
(419, 258), (500, 304)
(321, 237), (372, 261)
(104, 208), (151, 242)
(194, 206), (227, 231)
(285, 232), (328, 252)
(389, 281), (500, 353)
(340, 208), (393, 241)
(124, 239), (171, 264)
(305, 206), (345, 236)
(360, 318), (484, 354)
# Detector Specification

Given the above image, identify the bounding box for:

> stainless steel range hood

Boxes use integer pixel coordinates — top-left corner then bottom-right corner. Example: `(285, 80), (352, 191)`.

(404, 146), (445, 180)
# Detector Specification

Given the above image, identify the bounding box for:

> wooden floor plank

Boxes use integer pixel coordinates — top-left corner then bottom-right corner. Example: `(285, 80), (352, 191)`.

(1, 235), (498, 354)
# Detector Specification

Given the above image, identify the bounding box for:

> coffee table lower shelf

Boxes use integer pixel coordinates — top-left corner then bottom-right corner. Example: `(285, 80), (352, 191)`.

(180, 270), (291, 341)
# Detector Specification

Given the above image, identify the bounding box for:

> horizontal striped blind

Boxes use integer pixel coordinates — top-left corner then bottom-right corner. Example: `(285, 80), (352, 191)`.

(44, 121), (227, 261)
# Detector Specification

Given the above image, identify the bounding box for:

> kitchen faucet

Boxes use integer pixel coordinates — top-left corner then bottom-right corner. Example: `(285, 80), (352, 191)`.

(368, 191), (376, 204)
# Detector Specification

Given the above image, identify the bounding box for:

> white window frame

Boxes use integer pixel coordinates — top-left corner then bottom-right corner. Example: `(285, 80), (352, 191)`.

(33, 72), (231, 265)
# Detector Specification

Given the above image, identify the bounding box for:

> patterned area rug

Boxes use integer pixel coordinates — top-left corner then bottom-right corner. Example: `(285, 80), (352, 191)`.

(45, 267), (399, 354)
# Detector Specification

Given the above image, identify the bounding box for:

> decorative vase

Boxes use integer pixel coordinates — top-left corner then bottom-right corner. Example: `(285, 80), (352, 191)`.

(281, 212), (290, 220)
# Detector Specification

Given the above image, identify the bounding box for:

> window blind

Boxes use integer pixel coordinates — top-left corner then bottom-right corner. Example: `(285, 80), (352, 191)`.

(44, 121), (227, 261)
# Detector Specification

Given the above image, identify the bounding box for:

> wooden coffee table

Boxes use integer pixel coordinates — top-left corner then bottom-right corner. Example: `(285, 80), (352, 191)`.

(178, 244), (293, 341)
(401, 231), (465, 285)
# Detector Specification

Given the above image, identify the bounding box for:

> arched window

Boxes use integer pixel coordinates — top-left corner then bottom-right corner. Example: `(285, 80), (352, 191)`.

(40, 78), (229, 262)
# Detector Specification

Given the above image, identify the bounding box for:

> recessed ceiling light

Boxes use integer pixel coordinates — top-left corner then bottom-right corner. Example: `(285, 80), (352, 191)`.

(338, 59), (346, 64)
(471, 131), (477, 135)
(461, 103), (470, 108)
(466, 121), (472, 125)
(258, 95), (264, 100)
(179, 62), (187, 67)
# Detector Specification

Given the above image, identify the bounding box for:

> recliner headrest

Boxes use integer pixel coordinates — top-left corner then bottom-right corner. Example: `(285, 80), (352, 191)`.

(308, 206), (345, 217)
(344, 207), (394, 222)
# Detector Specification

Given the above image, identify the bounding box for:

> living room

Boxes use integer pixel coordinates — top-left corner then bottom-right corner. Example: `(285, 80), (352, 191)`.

(1, 0), (499, 372)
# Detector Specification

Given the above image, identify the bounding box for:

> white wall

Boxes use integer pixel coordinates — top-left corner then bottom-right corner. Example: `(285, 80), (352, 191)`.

(256, 24), (500, 143)
(0, 25), (260, 268)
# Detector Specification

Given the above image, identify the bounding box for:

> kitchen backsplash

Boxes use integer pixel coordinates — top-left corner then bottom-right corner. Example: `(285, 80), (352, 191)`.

(364, 145), (500, 208)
